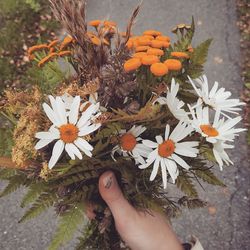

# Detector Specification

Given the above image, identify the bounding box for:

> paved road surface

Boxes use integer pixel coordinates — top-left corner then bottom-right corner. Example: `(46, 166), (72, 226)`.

(0, 0), (249, 249)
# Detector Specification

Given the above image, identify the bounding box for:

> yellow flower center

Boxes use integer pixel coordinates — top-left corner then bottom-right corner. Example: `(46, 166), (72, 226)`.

(120, 133), (137, 151)
(158, 140), (175, 158)
(59, 124), (79, 143)
(200, 124), (219, 137)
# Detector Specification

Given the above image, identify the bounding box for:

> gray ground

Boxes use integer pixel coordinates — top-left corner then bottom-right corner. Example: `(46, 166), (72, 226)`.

(0, 0), (249, 249)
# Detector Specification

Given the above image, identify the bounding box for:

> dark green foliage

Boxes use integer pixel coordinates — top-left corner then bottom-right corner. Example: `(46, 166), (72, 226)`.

(0, 173), (29, 197)
(19, 192), (57, 223)
(176, 174), (198, 198)
(48, 203), (86, 250)
(194, 169), (226, 187)
(0, 0), (58, 91)
(186, 39), (213, 78)
(0, 127), (13, 157)
(178, 196), (207, 209)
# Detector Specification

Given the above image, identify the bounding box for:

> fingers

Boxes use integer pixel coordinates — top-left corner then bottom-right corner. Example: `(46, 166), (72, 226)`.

(98, 171), (136, 221)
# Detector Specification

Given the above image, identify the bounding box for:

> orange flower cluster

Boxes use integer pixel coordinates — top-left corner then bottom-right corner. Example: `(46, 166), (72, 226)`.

(28, 35), (74, 67)
(87, 19), (119, 46)
(123, 29), (192, 77)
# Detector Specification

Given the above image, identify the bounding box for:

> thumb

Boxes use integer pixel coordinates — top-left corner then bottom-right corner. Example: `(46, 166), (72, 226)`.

(98, 171), (136, 221)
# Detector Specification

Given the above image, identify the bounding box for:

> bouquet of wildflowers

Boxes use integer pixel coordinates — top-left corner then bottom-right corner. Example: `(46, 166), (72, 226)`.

(0, 0), (245, 249)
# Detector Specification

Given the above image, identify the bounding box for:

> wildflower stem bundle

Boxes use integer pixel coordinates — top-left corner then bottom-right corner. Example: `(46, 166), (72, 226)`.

(0, 1), (245, 249)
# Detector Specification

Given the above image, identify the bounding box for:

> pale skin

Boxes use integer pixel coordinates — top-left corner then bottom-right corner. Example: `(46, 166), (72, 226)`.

(98, 171), (184, 250)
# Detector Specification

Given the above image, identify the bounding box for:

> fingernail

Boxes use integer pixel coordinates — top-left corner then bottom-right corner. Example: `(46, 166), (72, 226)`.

(103, 175), (113, 189)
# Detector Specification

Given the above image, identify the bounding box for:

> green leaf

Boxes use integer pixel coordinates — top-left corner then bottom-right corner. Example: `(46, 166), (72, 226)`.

(20, 182), (49, 208)
(194, 169), (226, 187)
(176, 175), (198, 197)
(191, 39), (212, 65)
(0, 168), (16, 180)
(48, 203), (86, 250)
(19, 192), (57, 223)
(178, 196), (207, 209)
(0, 127), (13, 157)
(0, 174), (28, 197)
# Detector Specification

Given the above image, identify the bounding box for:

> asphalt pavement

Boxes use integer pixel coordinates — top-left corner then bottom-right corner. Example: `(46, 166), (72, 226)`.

(0, 0), (249, 249)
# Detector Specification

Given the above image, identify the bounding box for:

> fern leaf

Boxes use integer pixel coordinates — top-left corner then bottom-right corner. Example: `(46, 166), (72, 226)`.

(0, 168), (16, 180)
(176, 175), (198, 197)
(191, 39), (212, 65)
(48, 203), (86, 250)
(20, 182), (49, 208)
(195, 169), (226, 187)
(0, 128), (13, 157)
(0, 174), (28, 197)
(178, 196), (207, 209)
(19, 192), (57, 223)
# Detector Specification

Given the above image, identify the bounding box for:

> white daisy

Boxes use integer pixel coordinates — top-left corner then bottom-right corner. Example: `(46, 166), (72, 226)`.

(212, 141), (233, 170)
(140, 122), (199, 188)
(154, 78), (189, 121)
(189, 105), (245, 144)
(111, 125), (152, 165)
(188, 75), (245, 117)
(35, 96), (101, 169)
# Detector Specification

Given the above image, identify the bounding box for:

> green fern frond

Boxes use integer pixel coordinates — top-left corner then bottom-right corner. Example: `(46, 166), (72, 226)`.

(0, 174), (29, 197)
(19, 192), (57, 223)
(194, 169), (226, 187)
(178, 196), (207, 209)
(0, 127), (14, 157)
(0, 169), (16, 180)
(48, 203), (86, 250)
(20, 182), (49, 208)
(176, 174), (198, 198)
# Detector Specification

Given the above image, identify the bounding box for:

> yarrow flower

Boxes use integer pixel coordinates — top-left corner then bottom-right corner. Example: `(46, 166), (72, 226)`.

(188, 75), (245, 117)
(189, 106), (245, 144)
(35, 96), (101, 169)
(154, 79), (189, 121)
(112, 125), (152, 165)
(140, 122), (199, 188)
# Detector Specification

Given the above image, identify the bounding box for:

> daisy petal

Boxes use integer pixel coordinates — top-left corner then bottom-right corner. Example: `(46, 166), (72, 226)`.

(142, 140), (158, 148)
(74, 138), (93, 151)
(150, 157), (160, 181)
(161, 158), (168, 189)
(48, 140), (65, 169)
(67, 143), (83, 160)
(65, 143), (76, 160)
(35, 131), (60, 140)
(69, 96), (80, 125)
(35, 139), (54, 150)
(171, 154), (190, 170)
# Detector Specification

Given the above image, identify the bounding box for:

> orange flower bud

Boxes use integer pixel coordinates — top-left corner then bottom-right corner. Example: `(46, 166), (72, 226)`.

(147, 48), (164, 56)
(151, 40), (165, 48)
(141, 55), (159, 65)
(124, 58), (142, 72)
(88, 20), (102, 27)
(143, 30), (162, 37)
(135, 46), (150, 52)
(164, 59), (182, 71)
(150, 63), (168, 76)
(171, 51), (189, 59)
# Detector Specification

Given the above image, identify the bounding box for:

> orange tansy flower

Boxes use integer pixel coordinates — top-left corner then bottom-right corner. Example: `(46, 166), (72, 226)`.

(164, 59), (182, 71)
(90, 36), (101, 46)
(126, 40), (134, 49)
(48, 39), (59, 49)
(137, 38), (152, 46)
(104, 20), (117, 27)
(150, 62), (168, 77)
(60, 36), (74, 50)
(57, 50), (72, 57)
(38, 52), (57, 67)
(88, 20), (102, 27)
(143, 30), (162, 37)
(133, 52), (147, 59)
(171, 51), (189, 59)
(151, 40), (165, 48)
(124, 58), (142, 72)
(141, 55), (159, 65)
(28, 44), (48, 56)
(156, 36), (170, 42)
(142, 35), (154, 40)
(135, 46), (150, 52)
(162, 41), (170, 48)
(147, 48), (164, 56)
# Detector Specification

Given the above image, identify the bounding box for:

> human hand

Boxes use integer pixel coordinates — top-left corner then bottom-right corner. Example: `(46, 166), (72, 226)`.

(98, 171), (183, 250)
